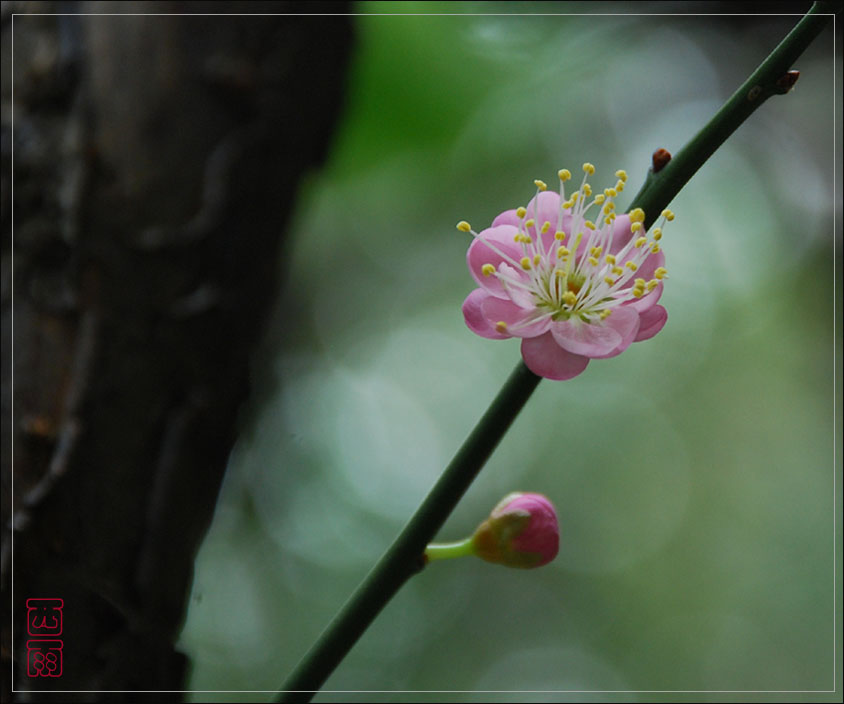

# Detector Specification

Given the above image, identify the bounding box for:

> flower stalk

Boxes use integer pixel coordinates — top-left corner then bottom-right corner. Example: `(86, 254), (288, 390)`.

(276, 5), (830, 701)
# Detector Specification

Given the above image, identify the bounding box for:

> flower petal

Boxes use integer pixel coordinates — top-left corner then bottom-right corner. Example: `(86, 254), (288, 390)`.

(482, 296), (551, 338)
(550, 306), (639, 357)
(462, 289), (509, 339)
(492, 209), (521, 228)
(590, 306), (642, 359)
(521, 333), (590, 380)
(467, 225), (524, 299)
(634, 304), (667, 341)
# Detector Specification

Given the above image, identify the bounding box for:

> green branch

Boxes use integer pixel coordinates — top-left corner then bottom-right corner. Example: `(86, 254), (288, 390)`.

(628, 2), (831, 228)
(276, 5), (830, 701)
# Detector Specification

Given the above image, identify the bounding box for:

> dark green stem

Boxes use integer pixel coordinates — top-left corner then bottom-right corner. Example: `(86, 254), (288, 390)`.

(278, 361), (541, 701)
(277, 5), (830, 701)
(628, 2), (831, 228)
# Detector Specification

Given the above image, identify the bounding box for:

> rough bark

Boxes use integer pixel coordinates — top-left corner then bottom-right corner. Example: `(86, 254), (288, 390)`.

(1, 3), (353, 699)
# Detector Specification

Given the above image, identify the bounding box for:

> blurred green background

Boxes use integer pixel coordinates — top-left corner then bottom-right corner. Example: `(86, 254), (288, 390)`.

(179, 3), (841, 701)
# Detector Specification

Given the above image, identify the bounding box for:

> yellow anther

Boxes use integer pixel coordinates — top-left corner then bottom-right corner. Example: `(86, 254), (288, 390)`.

(481, 263), (496, 277)
(554, 230), (566, 241)
(562, 291), (577, 306)
(495, 321), (508, 333)
(630, 222), (642, 233)
(625, 261), (638, 271)
(520, 257), (532, 270)
(635, 236), (647, 248)
(629, 208), (645, 223)
(557, 246), (570, 259)
(541, 221), (551, 234)
(604, 215), (615, 225)
(651, 244), (660, 253)
(457, 221), (471, 232)
(661, 209), (675, 221)
(534, 179), (548, 191)
(605, 254), (616, 265)
(594, 194), (606, 205)
(582, 162), (595, 175)
(516, 207), (527, 219)
(558, 169), (572, 181)
(615, 170), (628, 182)
(590, 246), (603, 257)
(603, 203), (615, 214)
(604, 276), (616, 285)
(646, 279), (659, 291)
(588, 256), (599, 266)
(533, 254), (541, 265)
(584, 220), (596, 230)
(525, 219), (535, 228)
(555, 269), (567, 278)
(562, 199), (574, 209)
(571, 192), (580, 203)
(612, 266), (624, 275)
(605, 188), (618, 197)
(632, 288), (644, 298)
(634, 278), (646, 287)
(599, 309), (613, 320)
(583, 184), (593, 196)
(652, 227), (662, 240)
(615, 181), (625, 192)
(654, 267), (668, 279)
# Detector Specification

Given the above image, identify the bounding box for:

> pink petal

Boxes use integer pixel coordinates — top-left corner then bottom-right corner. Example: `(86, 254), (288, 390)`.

(492, 209), (521, 228)
(634, 304), (667, 341)
(525, 191), (563, 241)
(550, 306), (640, 357)
(482, 296), (550, 339)
(467, 225), (523, 299)
(610, 213), (634, 250)
(462, 289), (510, 339)
(590, 306), (642, 359)
(625, 280), (662, 313)
(520, 333), (590, 380)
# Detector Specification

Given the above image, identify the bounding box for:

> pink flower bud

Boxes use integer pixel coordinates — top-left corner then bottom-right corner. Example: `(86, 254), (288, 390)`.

(471, 492), (559, 568)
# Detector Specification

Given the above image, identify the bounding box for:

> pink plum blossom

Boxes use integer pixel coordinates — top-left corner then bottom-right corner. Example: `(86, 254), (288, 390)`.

(459, 165), (669, 380)
(471, 492), (559, 568)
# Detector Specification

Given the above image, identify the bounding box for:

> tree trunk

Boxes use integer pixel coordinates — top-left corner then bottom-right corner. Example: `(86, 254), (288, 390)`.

(1, 3), (353, 699)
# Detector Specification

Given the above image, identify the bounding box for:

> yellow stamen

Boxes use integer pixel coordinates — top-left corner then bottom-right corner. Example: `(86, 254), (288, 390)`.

(635, 237), (647, 248)
(541, 221), (551, 233)
(481, 263), (496, 277)
(495, 321), (508, 333)
(588, 256), (599, 266)
(516, 207), (527, 219)
(626, 261), (638, 271)
(605, 254), (616, 265)
(629, 208), (645, 223)
(630, 222), (642, 233)
(615, 170), (628, 182)
(582, 162), (595, 175)
(599, 309), (613, 319)
(520, 257), (532, 270)
(583, 184), (593, 196)
(594, 194), (606, 205)
(562, 291), (577, 306)
(558, 169), (572, 181)
(534, 179), (548, 191)
(554, 230), (566, 241)
(654, 267), (668, 279)
(457, 221), (471, 232)
(584, 220), (596, 230)
(557, 246), (570, 259)
(652, 227), (662, 241)
(661, 209), (675, 221)
(533, 254), (541, 265)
